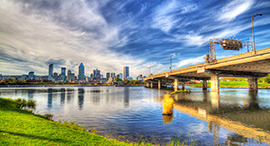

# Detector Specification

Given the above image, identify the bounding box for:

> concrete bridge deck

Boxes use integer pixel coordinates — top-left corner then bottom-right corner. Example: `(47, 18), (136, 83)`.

(144, 48), (270, 92)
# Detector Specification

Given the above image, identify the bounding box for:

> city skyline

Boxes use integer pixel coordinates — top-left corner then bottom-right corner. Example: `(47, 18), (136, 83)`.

(0, 0), (270, 76)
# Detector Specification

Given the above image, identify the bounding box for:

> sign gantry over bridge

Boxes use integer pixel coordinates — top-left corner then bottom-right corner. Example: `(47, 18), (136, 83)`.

(144, 47), (270, 92)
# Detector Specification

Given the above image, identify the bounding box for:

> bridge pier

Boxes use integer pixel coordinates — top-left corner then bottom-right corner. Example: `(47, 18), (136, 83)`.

(203, 80), (208, 91)
(171, 83), (174, 90)
(174, 79), (179, 91)
(248, 77), (258, 91)
(150, 81), (153, 88)
(158, 80), (161, 90)
(146, 82), (149, 88)
(181, 83), (185, 90)
(211, 75), (219, 92)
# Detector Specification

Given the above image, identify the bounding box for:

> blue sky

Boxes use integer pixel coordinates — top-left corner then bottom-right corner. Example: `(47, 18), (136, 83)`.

(0, 0), (270, 77)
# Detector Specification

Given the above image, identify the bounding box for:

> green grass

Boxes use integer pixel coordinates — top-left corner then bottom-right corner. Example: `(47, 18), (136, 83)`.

(171, 90), (191, 94)
(0, 97), (153, 145)
(189, 81), (270, 89)
(0, 97), (197, 146)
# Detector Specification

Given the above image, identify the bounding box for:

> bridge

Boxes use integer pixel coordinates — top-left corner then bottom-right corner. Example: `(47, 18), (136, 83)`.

(144, 48), (270, 92)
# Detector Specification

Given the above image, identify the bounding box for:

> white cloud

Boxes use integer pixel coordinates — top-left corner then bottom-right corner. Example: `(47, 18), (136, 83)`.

(176, 55), (205, 68)
(0, 0), (146, 77)
(152, 0), (197, 33)
(218, 0), (254, 22)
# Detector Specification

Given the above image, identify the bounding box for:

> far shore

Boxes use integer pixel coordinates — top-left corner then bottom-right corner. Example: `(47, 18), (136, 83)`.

(189, 81), (270, 89)
(0, 84), (145, 88)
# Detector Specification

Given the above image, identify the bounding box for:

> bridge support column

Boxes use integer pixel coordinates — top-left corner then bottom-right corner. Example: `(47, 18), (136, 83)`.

(174, 79), (179, 91)
(203, 80), (207, 91)
(210, 75), (219, 92)
(146, 82), (149, 88)
(181, 83), (185, 90)
(158, 80), (161, 90)
(248, 77), (258, 91)
(150, 81), (153, 88)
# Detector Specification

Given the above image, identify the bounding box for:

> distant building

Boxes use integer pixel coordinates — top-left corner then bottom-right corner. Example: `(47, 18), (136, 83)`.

(117, 73), (123, 80)
(90, 73), (93, 79)
(136, 74), (143, 81)
(111, 73), (115, 79)
(28, 71), (34, 80)
(123, 66), (129, 80)
(60, 67), (66, 81)
(53, 72), (58, 80)
(128, 77), (133, 81)
(0, 74), (2, 80)
(106, 72), (110, 80)
(48, 64), (54, 81)
(93, 69), (100, 79)
(20, 74), (28, 81)
(67, 70), (75, 81)
(78, 63), (85, 81)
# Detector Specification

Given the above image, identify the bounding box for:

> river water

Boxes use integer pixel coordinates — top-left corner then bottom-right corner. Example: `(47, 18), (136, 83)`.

(0, 86), (269, 145)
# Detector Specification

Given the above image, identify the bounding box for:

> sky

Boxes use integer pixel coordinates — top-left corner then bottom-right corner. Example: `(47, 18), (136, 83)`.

(0, 0), (270, 78)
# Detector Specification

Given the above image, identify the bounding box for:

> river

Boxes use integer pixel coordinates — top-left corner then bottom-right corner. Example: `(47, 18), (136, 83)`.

(0, 86), (269, 145)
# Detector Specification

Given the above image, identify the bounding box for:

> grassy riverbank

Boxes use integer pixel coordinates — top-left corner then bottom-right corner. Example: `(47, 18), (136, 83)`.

(189, 81), (270, 89)
(0, 97), (197, 145)
(0, 97), (152, 145)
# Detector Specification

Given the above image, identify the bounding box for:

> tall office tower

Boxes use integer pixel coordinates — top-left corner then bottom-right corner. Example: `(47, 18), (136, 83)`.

(93, 70), (96, 78)
(90, 73), (93, 79)
(60, 67), (66, 80)
(123, 66), (129, 80)
(106, 72), (110, 80)
(48, 64), (53, 77)
(96, 69), (100, 79)
(48, 64), (54, 81)
(67, 70), (72, 81)
(78, 63), (85, 81)
(53, 72), (58, 80)
(119, 73), (123, 80)
(93, 69), (101, 79)
(111, 73), (115, 79)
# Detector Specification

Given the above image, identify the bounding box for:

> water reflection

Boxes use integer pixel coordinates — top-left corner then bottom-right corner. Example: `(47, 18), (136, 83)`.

(48, 88), (53, 109)
(60, 88), (65, 106)
(173, 90), (270, 145)
(162, 115), (173, 124)
(28, 89), (34, 99)
(210, 92), (220, 109)
(78, 88), (84, 110)
(123, 87), (129, 108)
(67, 89), (74, 104)
(1, 87), (270, 145)
(248, 91), (259, 109)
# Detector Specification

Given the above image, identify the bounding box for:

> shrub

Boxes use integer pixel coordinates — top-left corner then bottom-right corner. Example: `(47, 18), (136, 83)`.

(27, 99), (36, 107)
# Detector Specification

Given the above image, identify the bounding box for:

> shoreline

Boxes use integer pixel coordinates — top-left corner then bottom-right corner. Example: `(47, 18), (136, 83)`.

(0, 85), (145, 88)
(0, 97), (153, 145)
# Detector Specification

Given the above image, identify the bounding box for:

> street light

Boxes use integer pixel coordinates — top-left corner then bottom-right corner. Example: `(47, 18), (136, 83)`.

(170, 53), (176, 72)
(251, 14), (262, 51)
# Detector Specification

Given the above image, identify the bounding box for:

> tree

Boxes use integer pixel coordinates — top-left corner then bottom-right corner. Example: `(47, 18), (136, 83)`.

(114, 78), (122, 82)
(22, 79), (27, 83)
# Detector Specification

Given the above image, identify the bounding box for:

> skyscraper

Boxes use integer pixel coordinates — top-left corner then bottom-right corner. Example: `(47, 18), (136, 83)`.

(111, 73), (115, 78)
(106, 72), (110, 80)
(93, 69), (100, 79)
(60, 67), (66, 81)
(78, 63), (85, 81)
(48, 64), (54, 81)
(123, 66), (129, 80)
(48, 64), (53, 77)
